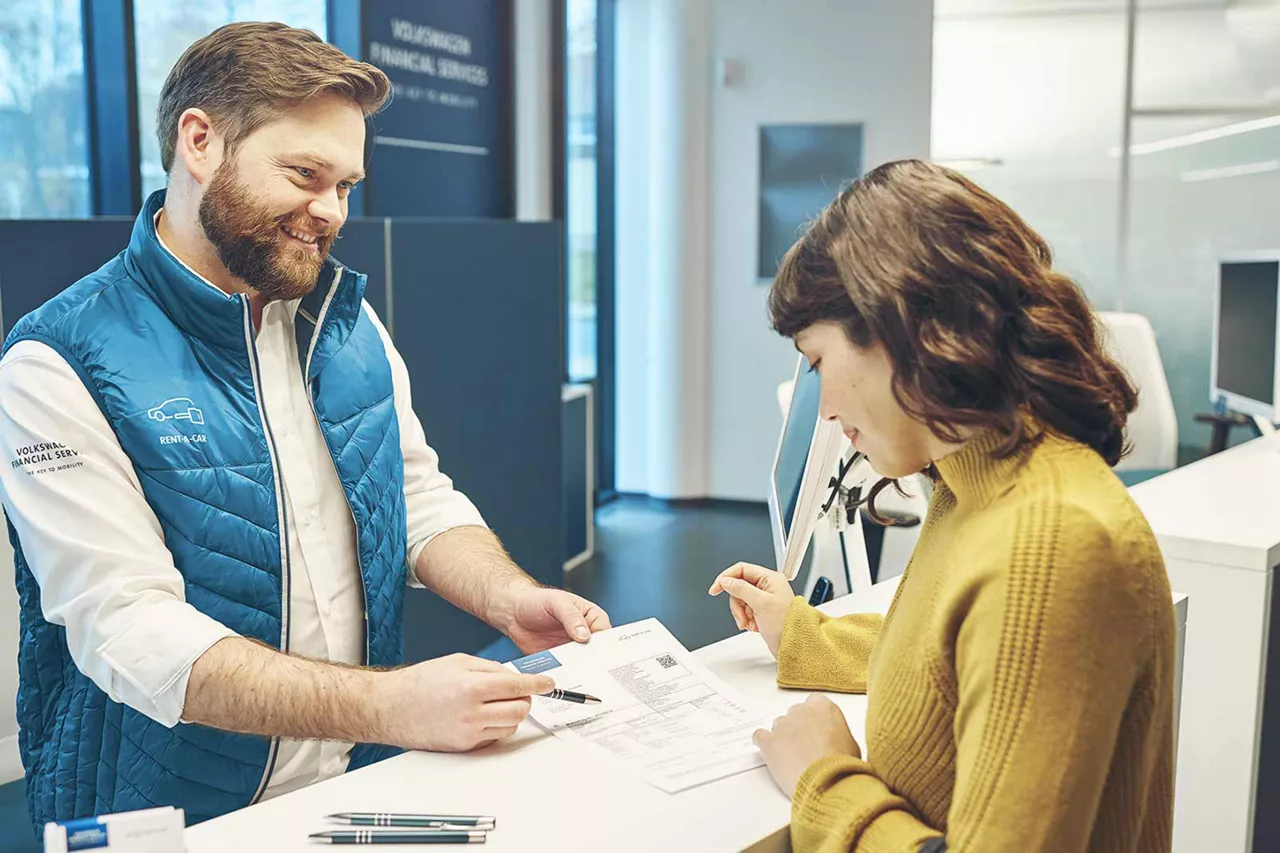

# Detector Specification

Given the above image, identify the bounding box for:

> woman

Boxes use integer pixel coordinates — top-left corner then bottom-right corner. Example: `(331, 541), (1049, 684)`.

(710, 160), (1174, 852)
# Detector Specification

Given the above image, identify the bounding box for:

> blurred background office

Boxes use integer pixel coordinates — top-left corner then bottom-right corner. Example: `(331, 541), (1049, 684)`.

(3, 0), (1279, 848)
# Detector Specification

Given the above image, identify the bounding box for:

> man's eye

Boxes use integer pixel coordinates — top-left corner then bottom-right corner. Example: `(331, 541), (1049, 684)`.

(338, 181), (352, 191)
(294, 167), (314, 179)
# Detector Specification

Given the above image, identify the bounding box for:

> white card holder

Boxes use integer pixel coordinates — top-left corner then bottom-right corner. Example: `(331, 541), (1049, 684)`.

(43, 806), (185, 852)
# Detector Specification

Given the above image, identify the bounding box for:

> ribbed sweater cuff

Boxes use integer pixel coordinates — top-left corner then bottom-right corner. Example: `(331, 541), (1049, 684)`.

(777, 596), (824, 688)
(792, 755), (940, 853)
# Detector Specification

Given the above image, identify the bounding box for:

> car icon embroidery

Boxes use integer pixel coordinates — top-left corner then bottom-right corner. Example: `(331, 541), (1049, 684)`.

(148, 397), (205, 426)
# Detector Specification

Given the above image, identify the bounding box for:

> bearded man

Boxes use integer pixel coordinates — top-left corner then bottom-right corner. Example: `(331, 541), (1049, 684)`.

(0, 21), (609, 831)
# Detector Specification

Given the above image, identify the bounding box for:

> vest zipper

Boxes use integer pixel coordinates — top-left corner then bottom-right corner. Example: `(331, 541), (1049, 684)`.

(303, 266), (372, 668)
(241, 294), (293, 805)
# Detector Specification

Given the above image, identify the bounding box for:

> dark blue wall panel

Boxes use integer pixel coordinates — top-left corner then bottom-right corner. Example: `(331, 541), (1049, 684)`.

(362, 0), (515, 217)
(330, 219), (388, 323)
(392, 220), (563, 661)
(0, 218), (134, 336)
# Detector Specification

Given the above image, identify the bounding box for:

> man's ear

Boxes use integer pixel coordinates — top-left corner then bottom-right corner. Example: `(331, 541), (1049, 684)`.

(173, 108), (222, 186)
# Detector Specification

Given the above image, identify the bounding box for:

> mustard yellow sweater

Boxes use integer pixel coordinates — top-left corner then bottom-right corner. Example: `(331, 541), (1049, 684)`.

(777, 428), (1176, 853)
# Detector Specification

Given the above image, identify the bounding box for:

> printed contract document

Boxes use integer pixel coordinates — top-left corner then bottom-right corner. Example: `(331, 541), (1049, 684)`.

(507, 619), (768, 793)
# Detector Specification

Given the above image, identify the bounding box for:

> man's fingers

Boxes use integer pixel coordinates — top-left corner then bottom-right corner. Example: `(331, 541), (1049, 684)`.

(550, 595), (592, 642)
(482, 724), (521, 741)
(583, 600), (612, 632)
(471, 671), (556, 701)
(479, 697), (534, 727)
(729, 597), (753, 632)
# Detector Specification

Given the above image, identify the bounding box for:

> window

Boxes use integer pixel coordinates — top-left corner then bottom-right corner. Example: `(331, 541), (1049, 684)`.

(133, 0), (327, 199)
(0, 0), (89, 218)
(566, 0), (598, 382)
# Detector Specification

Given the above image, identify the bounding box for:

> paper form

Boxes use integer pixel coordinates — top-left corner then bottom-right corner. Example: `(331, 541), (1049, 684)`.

(506, 618), (768, 793)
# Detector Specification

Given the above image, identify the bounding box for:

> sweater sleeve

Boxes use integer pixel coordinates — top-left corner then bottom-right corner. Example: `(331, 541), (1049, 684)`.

(788, 505), (1159, 852)
(776, 597), (884, 693)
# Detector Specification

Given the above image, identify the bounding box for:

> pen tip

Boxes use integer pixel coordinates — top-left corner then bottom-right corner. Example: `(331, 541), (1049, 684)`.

(585, 695), (602, 704)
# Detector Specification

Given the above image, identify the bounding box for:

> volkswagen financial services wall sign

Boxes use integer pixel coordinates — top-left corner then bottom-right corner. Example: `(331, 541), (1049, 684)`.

(362, 0), (514, 217)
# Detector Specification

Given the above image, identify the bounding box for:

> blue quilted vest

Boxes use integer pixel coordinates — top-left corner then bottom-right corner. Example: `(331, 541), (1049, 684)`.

(6, 191), (407, 830)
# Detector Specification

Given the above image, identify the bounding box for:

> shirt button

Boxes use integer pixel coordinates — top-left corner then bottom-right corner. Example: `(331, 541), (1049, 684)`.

(323, 604), (333, 617)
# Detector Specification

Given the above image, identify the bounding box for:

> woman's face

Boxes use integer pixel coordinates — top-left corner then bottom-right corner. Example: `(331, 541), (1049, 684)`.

(794, 321), (947, 479)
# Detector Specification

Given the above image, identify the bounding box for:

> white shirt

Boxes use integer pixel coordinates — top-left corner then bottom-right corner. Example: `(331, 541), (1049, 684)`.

(0, 235), (487, 801)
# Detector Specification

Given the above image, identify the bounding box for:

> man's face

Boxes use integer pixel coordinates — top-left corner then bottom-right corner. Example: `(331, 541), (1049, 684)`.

(198, 94), (367, 302)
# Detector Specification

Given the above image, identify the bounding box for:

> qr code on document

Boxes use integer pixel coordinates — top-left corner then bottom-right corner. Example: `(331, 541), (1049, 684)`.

(656, 654), (679, 669)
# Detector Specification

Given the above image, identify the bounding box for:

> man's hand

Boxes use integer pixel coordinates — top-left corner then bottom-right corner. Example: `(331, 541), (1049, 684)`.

(183, 637), (552, 752)
(498, 587), (612, 654)
(754, 694), (862, 798)
(709, 563), (795, 658)
(378, 653), (556, 752)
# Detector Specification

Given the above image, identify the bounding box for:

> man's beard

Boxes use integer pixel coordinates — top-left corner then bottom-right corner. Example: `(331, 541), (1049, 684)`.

(198, 162), (338, 303)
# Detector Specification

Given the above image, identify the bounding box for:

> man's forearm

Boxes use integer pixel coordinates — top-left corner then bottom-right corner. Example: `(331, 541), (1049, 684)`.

(413, 526), (538, 629)
(183, 636), (389, 742)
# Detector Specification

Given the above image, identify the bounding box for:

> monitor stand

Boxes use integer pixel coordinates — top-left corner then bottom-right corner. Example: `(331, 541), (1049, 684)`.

(1254, 415), (1278, 438)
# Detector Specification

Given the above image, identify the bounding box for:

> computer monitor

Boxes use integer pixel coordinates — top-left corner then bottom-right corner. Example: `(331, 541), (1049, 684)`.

(1212, 256), (1280, 422)
(768, 356), (846, 581)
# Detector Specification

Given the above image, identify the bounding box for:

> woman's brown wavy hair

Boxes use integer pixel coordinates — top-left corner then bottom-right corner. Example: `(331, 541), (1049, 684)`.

(770, 160), (1136, 503)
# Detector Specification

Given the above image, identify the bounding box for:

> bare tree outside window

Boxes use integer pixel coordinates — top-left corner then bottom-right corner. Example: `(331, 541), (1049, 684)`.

(134, 0), (327, 198)
(0, 0), (89, 218)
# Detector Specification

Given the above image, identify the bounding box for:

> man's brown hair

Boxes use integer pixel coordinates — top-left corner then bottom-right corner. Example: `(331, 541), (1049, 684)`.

(770, 159), (1137, 483)
(157, 21), (391, 173)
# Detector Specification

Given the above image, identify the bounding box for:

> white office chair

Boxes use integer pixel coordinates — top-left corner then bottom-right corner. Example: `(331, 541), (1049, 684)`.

(1096, 312), (1179, 475)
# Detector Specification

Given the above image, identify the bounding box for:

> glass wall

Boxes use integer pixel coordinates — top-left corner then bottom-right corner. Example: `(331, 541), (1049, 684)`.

(0, 0), (89, 218)
(932, 5), (1126, 310)
(1126, 3), (1280, 449)
(566, 0), (598, 382)
(935, 0), (1280, 456)
(133, 0), (327, 198)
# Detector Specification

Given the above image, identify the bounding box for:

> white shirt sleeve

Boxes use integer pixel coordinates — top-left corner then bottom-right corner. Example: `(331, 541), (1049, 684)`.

(362, 303), (488, 588)
(0, 342), (237, 728)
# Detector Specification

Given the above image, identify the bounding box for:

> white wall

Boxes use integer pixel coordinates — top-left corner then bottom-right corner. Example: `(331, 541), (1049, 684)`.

(705, 0), (934, 500)
(515, 0), (554, 222)
(616, 0), (934, 499)
(0, 528), (20, 784)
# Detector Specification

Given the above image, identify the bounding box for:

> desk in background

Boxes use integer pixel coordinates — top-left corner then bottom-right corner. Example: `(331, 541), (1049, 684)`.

(1129, 434), (1280, 853)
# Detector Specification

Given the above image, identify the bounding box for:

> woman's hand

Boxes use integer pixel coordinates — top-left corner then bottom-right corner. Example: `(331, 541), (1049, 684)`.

(708, 562), (795, 658)
(754, 694), (862, 798)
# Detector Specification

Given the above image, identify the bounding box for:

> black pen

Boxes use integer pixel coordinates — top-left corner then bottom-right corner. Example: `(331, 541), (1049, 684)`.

(540, 688), (601, 704)
(327, 814), (496, 829)
(310, 830), (486, 845)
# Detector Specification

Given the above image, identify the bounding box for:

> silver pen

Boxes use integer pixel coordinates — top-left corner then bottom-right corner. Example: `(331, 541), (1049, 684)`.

(327, 813), (496, 829)
(310, 829), (487, 844)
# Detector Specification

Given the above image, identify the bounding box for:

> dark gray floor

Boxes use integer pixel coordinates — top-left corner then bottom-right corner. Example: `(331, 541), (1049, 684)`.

(480, 495), (775, 661)
(0, 497), (774, 849)
(0, 776), (34, 853)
